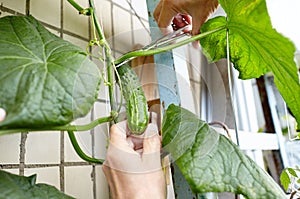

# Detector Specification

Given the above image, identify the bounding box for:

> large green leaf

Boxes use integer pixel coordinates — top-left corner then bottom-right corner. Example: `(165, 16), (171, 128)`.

(162, 104), (286, 198)
(0, 16), (100, 129)
(200, 0), (300, 126)
(0, 170), (74, 198)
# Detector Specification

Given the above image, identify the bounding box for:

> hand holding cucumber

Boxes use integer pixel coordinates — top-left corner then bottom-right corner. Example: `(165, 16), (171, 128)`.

(102, 113), (166, 199)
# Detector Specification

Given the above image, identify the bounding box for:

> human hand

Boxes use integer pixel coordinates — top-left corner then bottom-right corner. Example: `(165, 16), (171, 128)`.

(0, 108), (6, 122)
(154, 0), (219, 36)
(102, 114), (166, 199)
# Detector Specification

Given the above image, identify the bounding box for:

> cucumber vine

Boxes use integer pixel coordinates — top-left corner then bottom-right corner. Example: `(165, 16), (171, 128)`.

(62, 0), (227, 162)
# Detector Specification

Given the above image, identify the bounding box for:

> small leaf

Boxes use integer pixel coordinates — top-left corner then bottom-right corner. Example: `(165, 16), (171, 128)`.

(0, 15), (100, 129)
(280, 169), (290, 191)
(162, 104), (286, 199)
(0, 170), (74, 198)
(200, 0), (300, 126)
(287, 168), (298, 178)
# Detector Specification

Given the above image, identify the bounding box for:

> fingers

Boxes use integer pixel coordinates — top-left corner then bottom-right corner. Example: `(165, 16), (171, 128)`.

(154, 0), (177, 34)
(129, 112), (159, 150)
(110, 121), (136, 153)
(110, 121), (127, 141)
(149, 111), (158, 125)
(191, 18), (202, 36)
(143, 123), (160, 154)
(191, 0), (219, 35)
(153, 0), (162, 21)
(110, 111), (161, 152)
(142, 123), (161, 170)
(0, 108), (6, 122)
(191, 18), (201, 48)
(105, 116), (162, 173)
(154, 0), (219, 39)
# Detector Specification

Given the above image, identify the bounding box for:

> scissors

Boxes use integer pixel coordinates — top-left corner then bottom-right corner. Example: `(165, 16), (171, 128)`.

(115, 24), (191, 68)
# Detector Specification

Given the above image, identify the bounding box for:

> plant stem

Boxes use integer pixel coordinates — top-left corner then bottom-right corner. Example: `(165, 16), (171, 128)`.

(54, 115), (114, 131)
(68, 130), (104, 164)
(88, 0), (104, 41)
(67, 0), (90, 15)
(67, 0), (83, 12)
(105, 49), (117, 112)
(114, 26), (226, 66)
(0, 115), (114, 135)
(89, 0), (117, 116)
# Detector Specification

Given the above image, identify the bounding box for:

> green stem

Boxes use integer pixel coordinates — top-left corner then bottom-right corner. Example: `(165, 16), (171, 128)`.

(67, 0), (90, 15)
(55, 115), (114, 131)
(88, 0), (117, 116)
(68, 130), (104, 164)
(105, 49), (117, 113)
(88, 0), (105, 41)
(114, 26), (226, 66)
(0, 115), (114, 135)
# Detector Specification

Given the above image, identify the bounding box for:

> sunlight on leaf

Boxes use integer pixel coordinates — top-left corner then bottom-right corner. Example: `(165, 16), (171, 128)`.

(200, 0), (300, 126)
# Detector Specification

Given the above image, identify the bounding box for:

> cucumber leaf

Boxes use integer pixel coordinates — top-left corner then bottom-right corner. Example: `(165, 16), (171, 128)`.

(162, 104), (286, 198)
(287, 168), (298, 178)
(200, 0), (300, 127)
(0, 170), (74, 198)
(280, 169), (290, 191)
(0, 16), (100, 129)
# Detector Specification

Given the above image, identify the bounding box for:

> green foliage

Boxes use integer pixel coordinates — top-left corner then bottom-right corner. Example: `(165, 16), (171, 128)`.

(162, 104), (286, 198)
(0, 15), (101, 129)
(280, 169), (291, 191)
(288, 168), (298, 178)
(0, 170), (73, 198)
(200, 0), (300, 126)
(280, 167), (300, 191)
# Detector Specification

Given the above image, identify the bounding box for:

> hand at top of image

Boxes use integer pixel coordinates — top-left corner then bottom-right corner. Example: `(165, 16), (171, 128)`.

(153, 0), (219, 35)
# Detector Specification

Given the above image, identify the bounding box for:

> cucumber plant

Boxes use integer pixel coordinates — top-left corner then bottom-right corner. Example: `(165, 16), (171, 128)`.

(0, 0), (299, 198)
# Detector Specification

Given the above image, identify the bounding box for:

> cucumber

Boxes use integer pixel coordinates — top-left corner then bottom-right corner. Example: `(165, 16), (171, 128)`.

(117, 64), (149, 134)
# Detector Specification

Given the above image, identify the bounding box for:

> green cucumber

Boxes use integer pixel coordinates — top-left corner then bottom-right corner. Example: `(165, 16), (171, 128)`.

(117, 64), (149, 134)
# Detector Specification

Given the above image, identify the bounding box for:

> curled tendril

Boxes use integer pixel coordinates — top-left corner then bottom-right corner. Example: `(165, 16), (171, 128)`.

(208, 121), (231, 140)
